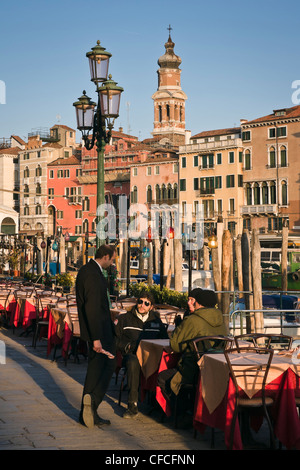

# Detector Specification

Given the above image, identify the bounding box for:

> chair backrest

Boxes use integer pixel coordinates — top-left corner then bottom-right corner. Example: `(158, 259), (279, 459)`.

(14, 289), (32, 299)
(40, 289), (56, 297)
(165, 312), (177, 325)
(0, 290), (11, 310)
(37, 295), (53, 311)
(192, 335), (234, 361)
(67, 301), (77, 309)
(67, 304), (80, 336)
(224, 346), (274, 399)
(66, 294), (76, 306)
(235, 333), (293, 351)
(110, 295), (124, 309)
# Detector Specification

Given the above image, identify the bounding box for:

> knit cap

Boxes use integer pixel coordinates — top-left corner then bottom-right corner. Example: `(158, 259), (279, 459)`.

(189, 288), (217, 308)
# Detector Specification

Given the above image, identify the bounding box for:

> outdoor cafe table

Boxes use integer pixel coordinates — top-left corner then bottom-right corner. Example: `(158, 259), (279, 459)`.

(136, 338), (180, 411)
(7, 293), (42, 331)
(193, 350), (300, 450)
(47, 303), (74, 359)
(47, 303), (128, 359)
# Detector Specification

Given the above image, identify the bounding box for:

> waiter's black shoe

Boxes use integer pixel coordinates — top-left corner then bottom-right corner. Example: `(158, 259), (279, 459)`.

(81, 394), (94, 428)
(94, 414), (111, 426)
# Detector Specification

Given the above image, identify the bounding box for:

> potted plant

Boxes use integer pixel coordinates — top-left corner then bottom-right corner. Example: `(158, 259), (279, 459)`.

(107, 264), (121, 296)
(56, 272), (75, 292)
(6, 249), (20, 277)
(0, 253), (6, 274)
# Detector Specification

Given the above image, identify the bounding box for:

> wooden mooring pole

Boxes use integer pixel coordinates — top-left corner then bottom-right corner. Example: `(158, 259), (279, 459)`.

(221, 230), (232, 330)
(251, 229), (263, 334)
(241, 229), (254, 332)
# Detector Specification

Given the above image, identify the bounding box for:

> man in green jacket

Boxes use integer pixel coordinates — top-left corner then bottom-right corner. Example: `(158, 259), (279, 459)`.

(169, 288), (228, 394)
(157, 288), (228, 426)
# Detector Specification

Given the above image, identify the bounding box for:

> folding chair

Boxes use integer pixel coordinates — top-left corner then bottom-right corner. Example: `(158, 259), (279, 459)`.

(224, 346), (276, 450)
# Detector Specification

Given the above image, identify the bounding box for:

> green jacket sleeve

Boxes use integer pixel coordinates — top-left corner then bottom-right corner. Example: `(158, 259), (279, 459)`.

(170, 316), (199, 353)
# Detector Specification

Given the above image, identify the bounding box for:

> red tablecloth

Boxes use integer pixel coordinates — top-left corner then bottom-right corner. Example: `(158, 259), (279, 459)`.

(193, 367), (300, 450)
(139, 350), (180, 414)
(7, 298), (37, 329)
(47, 311), (72, 359)
(155, 351), (180, 416)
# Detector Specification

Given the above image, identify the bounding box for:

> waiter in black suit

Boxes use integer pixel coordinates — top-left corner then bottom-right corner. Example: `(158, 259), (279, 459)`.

(76, 244), (116, 428)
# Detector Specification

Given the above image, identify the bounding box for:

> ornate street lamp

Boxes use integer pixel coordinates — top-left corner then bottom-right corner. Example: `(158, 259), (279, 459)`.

(73, 40), (123, 248)
(208, 234), (218, 249)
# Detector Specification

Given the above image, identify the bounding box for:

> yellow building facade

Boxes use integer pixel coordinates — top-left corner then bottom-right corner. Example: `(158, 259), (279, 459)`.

(178, 127), (244, 237)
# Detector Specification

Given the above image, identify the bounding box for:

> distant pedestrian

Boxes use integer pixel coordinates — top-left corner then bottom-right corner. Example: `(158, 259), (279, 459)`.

(76, 244), (116, 428)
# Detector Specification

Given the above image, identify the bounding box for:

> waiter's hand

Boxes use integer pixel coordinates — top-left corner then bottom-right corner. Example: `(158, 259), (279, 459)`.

(93, 339), (103, 353)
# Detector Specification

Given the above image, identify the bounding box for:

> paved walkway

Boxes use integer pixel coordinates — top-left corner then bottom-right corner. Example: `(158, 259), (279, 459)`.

(0, 326), (226, 452)
(0, 326), (278, 453)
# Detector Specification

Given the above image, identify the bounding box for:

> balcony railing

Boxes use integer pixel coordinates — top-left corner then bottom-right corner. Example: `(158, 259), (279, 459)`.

(147, 198), (178, 205)
(241, 204), (277, 215)
(198, 188), (215, 196)
(179, 138), (242, 153)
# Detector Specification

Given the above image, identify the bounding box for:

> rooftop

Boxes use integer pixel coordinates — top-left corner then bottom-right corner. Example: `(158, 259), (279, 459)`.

(241, 105), (300, 126)
(191, 127), (241, 139)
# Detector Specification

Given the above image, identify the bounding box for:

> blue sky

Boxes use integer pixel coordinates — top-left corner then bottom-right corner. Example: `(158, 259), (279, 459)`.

(0, 0), (299, 144)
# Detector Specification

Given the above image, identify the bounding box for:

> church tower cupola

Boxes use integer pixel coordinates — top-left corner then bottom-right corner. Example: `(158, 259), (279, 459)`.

(152, 26), (187, 146)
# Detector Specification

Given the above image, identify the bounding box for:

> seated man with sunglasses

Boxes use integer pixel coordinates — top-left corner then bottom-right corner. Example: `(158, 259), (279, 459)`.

(115, 290), (168, 418)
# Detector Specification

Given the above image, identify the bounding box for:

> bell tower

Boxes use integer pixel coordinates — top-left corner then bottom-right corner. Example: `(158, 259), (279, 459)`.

(152, 26), (187, 146)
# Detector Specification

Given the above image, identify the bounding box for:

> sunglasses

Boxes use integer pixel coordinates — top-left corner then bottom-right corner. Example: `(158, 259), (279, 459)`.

(137, 299), (151, 307)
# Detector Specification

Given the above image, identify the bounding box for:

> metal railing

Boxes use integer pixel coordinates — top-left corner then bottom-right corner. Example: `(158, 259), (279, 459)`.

(229, 309), (300, 336)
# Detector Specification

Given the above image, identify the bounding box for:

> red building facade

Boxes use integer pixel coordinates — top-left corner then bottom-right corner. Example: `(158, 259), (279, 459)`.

(47, 154), (83, 237)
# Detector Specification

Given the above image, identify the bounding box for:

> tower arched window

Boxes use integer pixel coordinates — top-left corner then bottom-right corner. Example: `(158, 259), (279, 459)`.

(166, 105), (170, 120)
(36, 165), (42, 177)
(36, 183), (41, 195)
(24, 167), (29, 178)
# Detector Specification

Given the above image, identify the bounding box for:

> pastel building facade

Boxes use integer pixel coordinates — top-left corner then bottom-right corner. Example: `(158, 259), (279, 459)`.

(240, 105), (300, 235)
(19, 125), (77, 236)
(178, 127), (244, 236)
